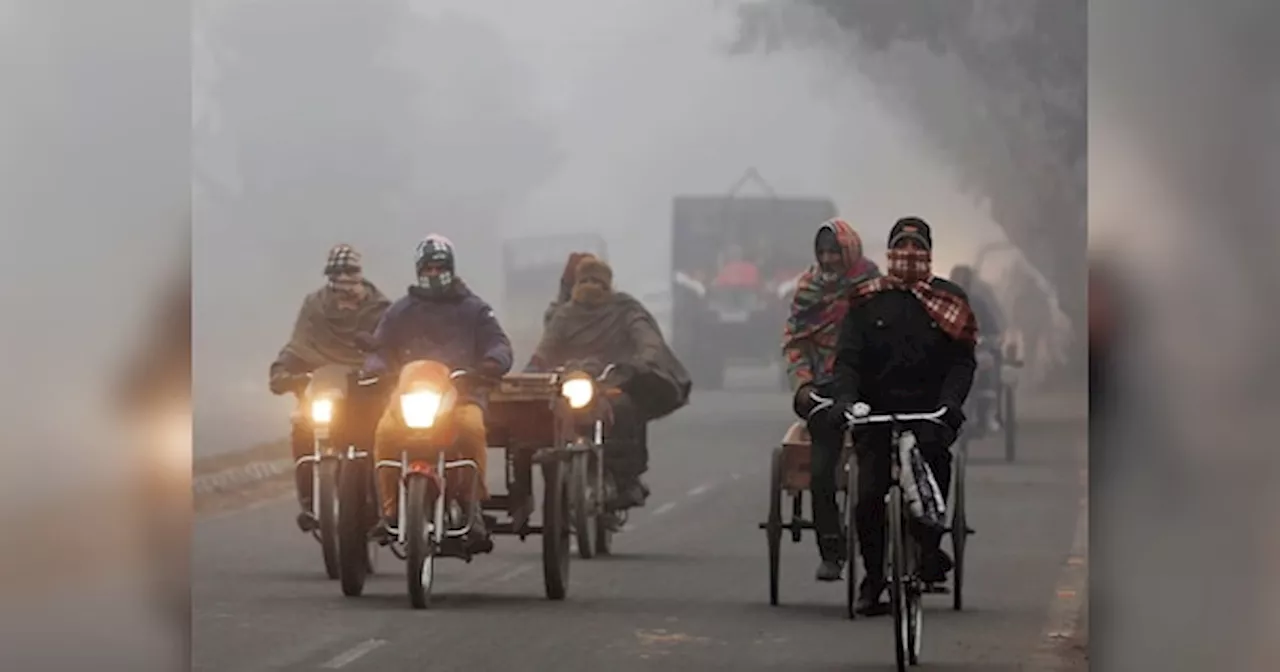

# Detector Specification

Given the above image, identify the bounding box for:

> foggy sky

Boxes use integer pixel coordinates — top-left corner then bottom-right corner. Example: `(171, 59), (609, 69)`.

(193, 0), (1011, 456)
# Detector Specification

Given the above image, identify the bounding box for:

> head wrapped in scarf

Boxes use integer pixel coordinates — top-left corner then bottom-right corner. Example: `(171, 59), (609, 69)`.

(885, 216), (934, 283)
(852, 216), (978, 344)
(323, 243), (367, 306)
(781, 218), (879, 386)
(558, 252), (599, 303)
(413, 234), (456, 297)
(814, 218), (868, 283)
(571, 256), (613, 306)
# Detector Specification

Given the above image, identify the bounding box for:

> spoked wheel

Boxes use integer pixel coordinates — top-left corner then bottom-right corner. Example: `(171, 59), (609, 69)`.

(594, 458), (615, 556)
(338, 458), (371, 597)
(542, 461), (571, 600)
(569, 449), (598, 559)
(888, 488), (909, 671)
(952, 439), (969, 611)
(404, 475), (436, 610)
(766, 447), (783, 606)
(1003, 384), (1017, 462)
(317, 458), (340, 580)
(843, 453), (860, 619)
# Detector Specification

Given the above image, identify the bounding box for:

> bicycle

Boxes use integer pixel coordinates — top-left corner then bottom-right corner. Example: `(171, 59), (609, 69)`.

(843, 404), (949, 671)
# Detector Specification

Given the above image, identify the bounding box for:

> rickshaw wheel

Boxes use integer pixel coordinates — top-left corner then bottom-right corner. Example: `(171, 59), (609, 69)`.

(767, 447), (784, 606)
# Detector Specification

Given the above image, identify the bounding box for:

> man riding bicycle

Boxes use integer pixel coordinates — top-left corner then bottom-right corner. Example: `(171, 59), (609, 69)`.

(362, 234), (513, 552)
(268, 244), (390, 532)
(827, 217), (978, 615)
(782, 217), (880, 582)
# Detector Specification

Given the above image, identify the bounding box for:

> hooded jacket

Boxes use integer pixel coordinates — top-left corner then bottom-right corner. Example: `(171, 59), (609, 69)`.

(781, 218), (880, 389)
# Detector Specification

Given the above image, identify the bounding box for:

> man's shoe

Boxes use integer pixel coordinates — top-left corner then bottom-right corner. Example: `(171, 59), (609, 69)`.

(371, 516), (395, 544)
(921, 549), (954, 584)
(614, 481), (649, 509)
(855, 577), (889, 616)
(296, 511), (319, 533)
(467, 511), (494, 553)
(815, 559), (844, 582)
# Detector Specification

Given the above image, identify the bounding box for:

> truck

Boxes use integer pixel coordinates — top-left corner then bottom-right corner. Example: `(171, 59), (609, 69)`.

(500, 232), (609, 367)
(669, 169), (838, 390)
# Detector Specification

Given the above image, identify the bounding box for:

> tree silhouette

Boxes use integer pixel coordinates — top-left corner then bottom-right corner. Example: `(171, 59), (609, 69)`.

(732, 0), (1085, 350)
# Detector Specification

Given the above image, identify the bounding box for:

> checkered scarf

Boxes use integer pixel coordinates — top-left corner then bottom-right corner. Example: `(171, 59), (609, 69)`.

(855, 249), (978, 344)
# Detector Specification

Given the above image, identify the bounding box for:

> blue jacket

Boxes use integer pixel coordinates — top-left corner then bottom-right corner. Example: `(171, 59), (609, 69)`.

(363, 283), (513, 405)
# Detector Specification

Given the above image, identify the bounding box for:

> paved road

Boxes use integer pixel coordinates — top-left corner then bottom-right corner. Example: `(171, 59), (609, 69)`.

(194, 389), (1085, 671)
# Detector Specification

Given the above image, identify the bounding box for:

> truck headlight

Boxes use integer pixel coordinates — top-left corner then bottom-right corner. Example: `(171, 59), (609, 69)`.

(561, 378), (595, 409)
(400, 390), (443, 429)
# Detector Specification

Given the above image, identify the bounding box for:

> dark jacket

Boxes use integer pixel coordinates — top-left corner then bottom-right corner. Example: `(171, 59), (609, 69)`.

(363, 282), (513, 406)
(829, 278), (977, 414)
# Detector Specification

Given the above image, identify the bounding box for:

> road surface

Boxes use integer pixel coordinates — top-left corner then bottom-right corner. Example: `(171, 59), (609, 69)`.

(194, 389), (1085, 671)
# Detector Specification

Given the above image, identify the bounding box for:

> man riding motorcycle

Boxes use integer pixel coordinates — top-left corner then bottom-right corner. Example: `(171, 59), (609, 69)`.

(362, 234), (513, 552)
(949, 264), (1005, 432)
(826, 217), (978, 615)
(782, 218), (880, 582)
(528, 255), (692, 509)
(268, 244), (391, 531)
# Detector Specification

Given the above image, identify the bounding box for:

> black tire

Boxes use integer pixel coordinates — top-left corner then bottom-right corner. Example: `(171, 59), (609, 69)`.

(317, 459), (340, 580)
(889, 488), (908, 671)
(1003, 384), (1017, 462)
(907, 532), (923, 666)
(338, 458), (371, 597)
(405, 475), (435, 610)
(952, 439), (968, 612)
(844, 454), (860, 620)
(570, 450), (597, 559)
(542, 461), (571, 600)
(593, 454), (614, 556)
(766, 447), (783, 606)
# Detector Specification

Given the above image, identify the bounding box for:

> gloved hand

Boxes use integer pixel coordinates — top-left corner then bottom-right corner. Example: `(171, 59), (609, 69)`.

(790, 382), (816, 419)
(833, 400), (871, 428)
(940, 404), (966, 434)
(477, 358), (506, 380)
(269, 372), (307, 396)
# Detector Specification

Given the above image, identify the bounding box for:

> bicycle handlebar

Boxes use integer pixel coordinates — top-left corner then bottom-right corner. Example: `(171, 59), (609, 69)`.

(845, 406), (948, 426)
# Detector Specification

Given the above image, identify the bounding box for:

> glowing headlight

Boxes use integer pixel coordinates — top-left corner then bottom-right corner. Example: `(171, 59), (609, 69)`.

(400, 390), (443, 429)
(561, 378), (595, 409)
(310, 398), (335, 424)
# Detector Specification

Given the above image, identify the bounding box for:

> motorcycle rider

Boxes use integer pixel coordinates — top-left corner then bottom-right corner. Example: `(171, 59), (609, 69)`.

(543, 251), (599, 327)
(783, 218), (880, 582)
(268, 244), (391, 531)
(363, 234), (512, 552)
(949, 264), (1005, 432)
(528, 256), (692, 509)
(828, 217), (977, 615)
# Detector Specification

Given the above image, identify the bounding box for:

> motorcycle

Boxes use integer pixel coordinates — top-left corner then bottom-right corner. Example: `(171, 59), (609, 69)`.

(556, 360), (624, 558)
(293, 365), (358, 580)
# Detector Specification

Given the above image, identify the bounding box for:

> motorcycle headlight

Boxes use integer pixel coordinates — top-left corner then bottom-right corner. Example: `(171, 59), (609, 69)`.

(310, 398), (335, 425)
(400, 390), (443, 429)
(561, 377), (595, 410)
